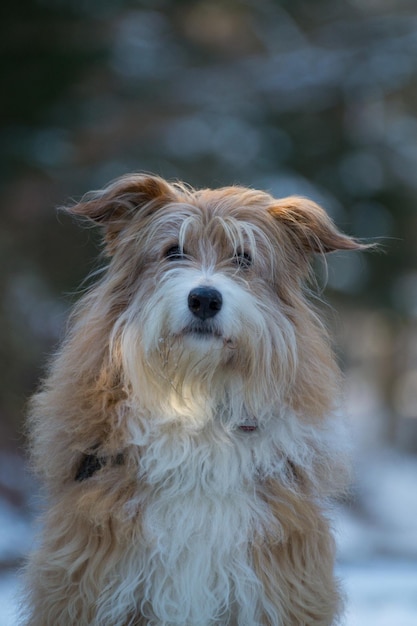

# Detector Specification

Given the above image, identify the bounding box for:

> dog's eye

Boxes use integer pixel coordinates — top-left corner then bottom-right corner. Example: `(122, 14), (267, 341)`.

(165, 245), (186, 261)
(233, 251), (252, 269)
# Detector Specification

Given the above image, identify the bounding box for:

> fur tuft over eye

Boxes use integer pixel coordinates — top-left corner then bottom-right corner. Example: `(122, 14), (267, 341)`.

(233, 251), (252, 269)
(165, 245), (186, 261)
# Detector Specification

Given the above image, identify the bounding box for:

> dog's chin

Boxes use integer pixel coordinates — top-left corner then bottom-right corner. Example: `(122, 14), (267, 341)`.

(177, 323), (237, 352)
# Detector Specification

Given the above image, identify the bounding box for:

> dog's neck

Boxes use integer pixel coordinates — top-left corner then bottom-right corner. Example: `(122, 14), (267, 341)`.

(75, 414), (259, 482)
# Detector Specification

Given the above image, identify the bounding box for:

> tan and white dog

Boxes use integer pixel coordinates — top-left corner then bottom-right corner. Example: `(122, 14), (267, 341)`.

(24, 174), (364, 625)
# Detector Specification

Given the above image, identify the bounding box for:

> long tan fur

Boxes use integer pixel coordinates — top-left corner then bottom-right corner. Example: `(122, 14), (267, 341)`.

(23, 174), (364, 625)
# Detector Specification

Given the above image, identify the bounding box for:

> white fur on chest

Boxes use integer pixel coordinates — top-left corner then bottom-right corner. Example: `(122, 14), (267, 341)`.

(100, 411), (342, 626)
(110, 413), (305, 626)
(137, 428), (275, 626)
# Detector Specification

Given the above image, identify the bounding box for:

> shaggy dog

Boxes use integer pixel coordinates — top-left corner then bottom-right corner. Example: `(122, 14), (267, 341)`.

(24, 174), (364, 625)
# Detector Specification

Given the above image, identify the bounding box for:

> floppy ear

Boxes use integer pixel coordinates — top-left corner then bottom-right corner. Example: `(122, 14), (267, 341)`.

(63, 174), (176, 254)
(268, 196), (365, 254)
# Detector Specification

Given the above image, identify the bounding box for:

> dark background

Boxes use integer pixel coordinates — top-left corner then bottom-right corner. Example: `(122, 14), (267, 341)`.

(3, 0), (417, 450)
(1, 0), (417, 619)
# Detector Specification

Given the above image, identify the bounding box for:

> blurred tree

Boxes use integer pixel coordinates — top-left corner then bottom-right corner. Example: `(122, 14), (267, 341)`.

(0, 0), (110, 443)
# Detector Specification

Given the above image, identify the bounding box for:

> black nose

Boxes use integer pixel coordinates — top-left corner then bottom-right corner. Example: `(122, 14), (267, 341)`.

(188, 287), (223, 320)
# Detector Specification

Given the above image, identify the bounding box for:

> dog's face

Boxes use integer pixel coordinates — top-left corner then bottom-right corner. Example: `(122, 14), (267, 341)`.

(67, 175), (362, 427)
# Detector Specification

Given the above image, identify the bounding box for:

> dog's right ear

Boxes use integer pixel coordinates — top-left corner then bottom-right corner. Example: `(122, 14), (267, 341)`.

(268, 196), (367, 255)
(63, 174), (176, 254)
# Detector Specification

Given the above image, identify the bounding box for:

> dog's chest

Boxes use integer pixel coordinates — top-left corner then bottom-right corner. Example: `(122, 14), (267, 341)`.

(133, 431), (273, 625)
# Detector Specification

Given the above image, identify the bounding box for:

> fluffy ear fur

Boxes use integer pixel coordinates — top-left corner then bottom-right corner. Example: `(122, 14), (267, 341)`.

(268, 196), (365, 254)
(63, 174), (176, 254)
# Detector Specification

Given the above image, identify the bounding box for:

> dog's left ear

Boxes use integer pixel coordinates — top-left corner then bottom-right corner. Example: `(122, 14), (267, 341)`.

(268, 196), (365, 254)
(63, 174), (176, 254)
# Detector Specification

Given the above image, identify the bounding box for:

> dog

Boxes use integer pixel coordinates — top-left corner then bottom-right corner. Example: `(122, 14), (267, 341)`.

(23, 174), (364, 625)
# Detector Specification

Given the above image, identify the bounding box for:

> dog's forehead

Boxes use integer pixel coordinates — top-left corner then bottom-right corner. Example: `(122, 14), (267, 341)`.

(130, 186), (290, 264)
(154, 191), (281, 250)
(191, 186), (273, 215)
(155, 186), (277, 233)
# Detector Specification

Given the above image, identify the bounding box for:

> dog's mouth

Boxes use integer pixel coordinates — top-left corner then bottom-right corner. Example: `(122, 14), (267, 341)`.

(183, 321), (223, 339)
(237, 416), (259, 433)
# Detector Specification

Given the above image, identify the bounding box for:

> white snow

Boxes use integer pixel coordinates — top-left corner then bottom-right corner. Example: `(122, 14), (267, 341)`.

(0, 500), (33, 563)
(0, 573), (21, 625)
(338, 561), (417, 626)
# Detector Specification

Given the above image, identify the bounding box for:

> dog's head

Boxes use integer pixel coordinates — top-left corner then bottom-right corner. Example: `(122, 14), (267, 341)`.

(66, 174), (364, 427)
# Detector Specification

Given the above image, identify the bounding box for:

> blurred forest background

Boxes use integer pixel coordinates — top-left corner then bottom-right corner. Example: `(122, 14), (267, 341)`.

(1, 0), (417, 620)
(4, 0), (417, 451)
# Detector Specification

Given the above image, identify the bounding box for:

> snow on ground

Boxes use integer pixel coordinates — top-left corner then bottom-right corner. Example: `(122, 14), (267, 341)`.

(0, 573), (21, 625)
(0, 498), (33, 564)
(0, 447), (416, 624)
(334, 448), (417, 624)
(338, 561), (417, 626)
